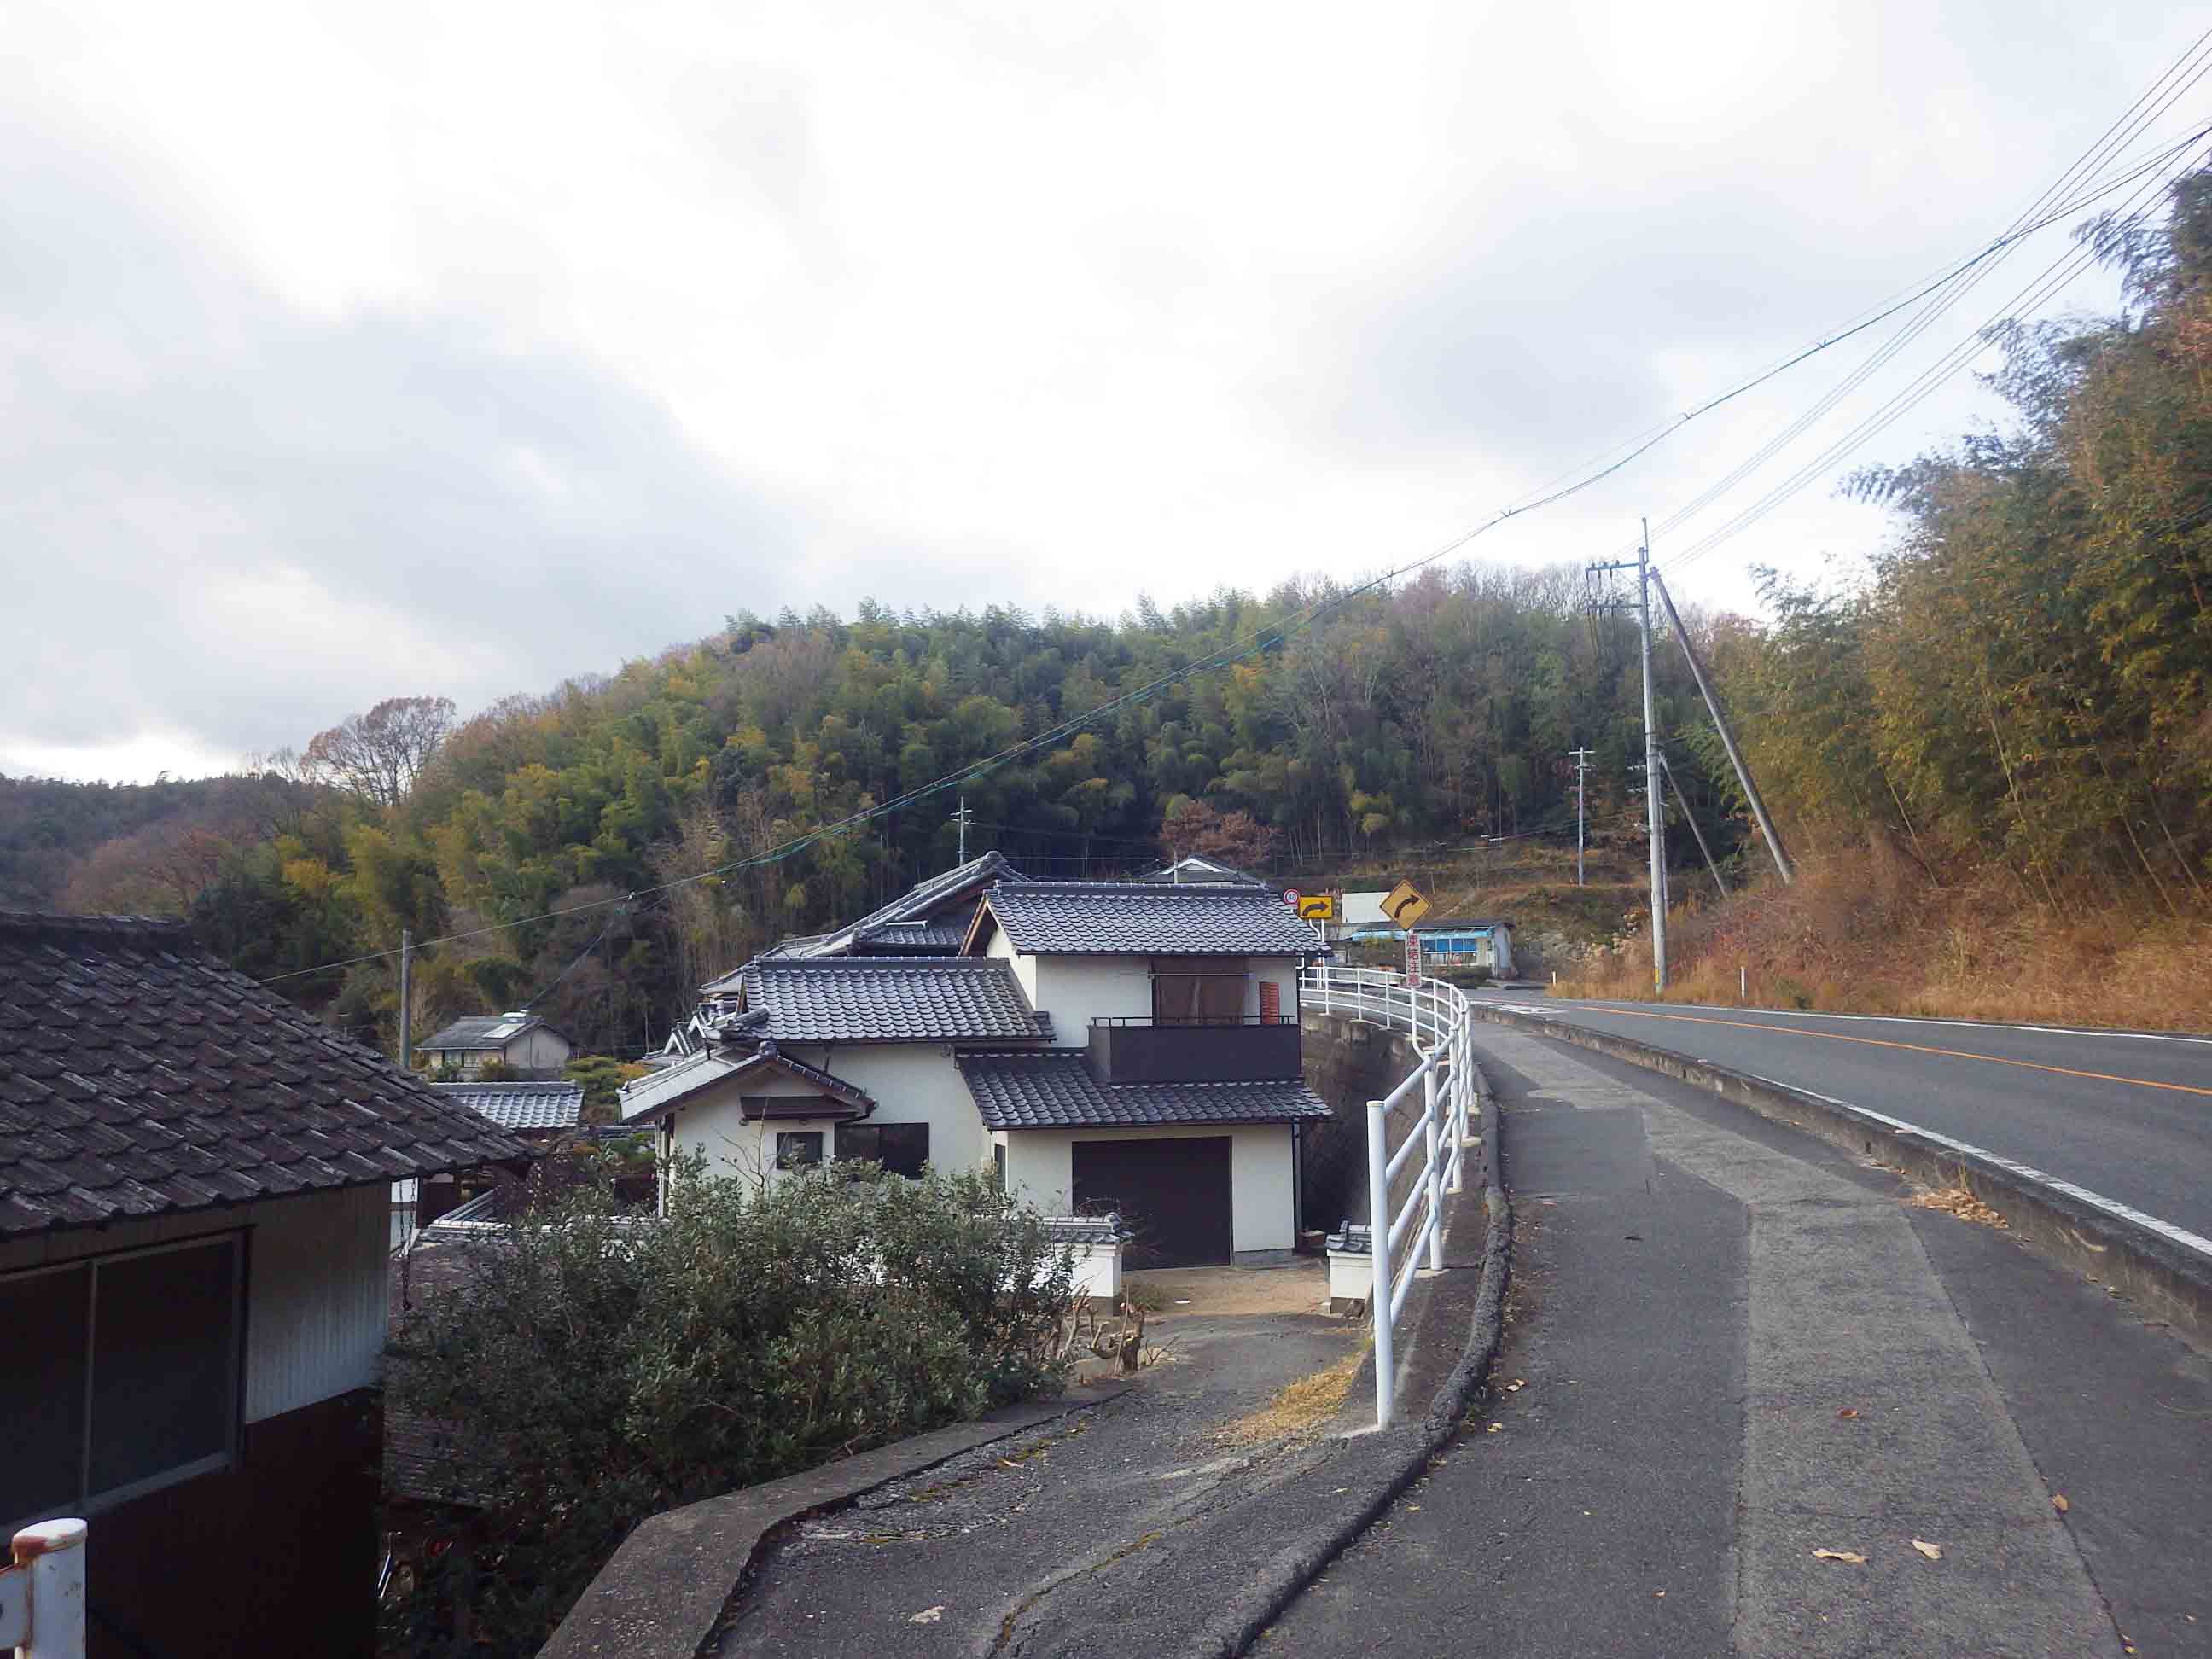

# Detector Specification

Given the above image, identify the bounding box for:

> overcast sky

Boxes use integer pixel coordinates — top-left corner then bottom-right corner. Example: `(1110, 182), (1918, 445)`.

(4, 1), (2204, 783)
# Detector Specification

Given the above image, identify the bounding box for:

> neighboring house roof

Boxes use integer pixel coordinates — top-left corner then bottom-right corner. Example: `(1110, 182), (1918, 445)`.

(419, 1012), (566, 1052)
(1137, 856), (1272, 888)
(0, 912), (532, 1242)
(968, 882), (1325, 958)
(852, 902), (981, 954)
(731, 957), (1051, 1045)
(958, 1050), (1333, 1132)
(620, 1041), (876, 1126)
(708, 851), (1027, 983)
(1410, 918), (1512, 934)
(433, 1080), (585, 1132)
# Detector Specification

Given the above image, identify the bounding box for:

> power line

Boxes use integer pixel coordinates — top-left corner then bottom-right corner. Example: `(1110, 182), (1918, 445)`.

(257, 55), (2212, 991)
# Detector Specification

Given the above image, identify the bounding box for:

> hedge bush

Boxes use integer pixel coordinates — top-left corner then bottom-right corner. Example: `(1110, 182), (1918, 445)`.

(384, 1162), (1074, 1655)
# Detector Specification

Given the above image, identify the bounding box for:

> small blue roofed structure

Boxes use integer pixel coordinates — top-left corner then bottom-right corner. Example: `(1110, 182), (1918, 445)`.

(1344, 917), (1514, 974)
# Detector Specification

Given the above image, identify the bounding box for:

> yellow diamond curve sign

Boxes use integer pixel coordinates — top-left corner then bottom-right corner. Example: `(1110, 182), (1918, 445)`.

(1382, 879), (1430, 929)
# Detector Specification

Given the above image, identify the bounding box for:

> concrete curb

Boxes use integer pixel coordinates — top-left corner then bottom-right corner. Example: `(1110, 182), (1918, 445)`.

(1469, 1001), (2212, 1347)
(1188, 1064), (1514, 1659)
(540, 1383), (1129, 1659)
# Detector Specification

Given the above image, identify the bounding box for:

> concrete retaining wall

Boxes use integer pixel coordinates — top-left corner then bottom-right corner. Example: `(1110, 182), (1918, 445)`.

(1300, 1010), (1429, 1231)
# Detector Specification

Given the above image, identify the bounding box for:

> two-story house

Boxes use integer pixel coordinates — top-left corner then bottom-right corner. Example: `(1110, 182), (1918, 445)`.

(958, 882), (1328, 1266)
(632, 879), (1330, 1270)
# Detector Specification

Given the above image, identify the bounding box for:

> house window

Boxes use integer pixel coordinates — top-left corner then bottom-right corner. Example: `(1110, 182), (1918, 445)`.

(837, 1122), (930, 1179)
(775, 1132), (824, 1171)
(1, 1234), (242, 1529)
(1259, 980), (1282, 1022)
(1150, 958), (1248, 1024)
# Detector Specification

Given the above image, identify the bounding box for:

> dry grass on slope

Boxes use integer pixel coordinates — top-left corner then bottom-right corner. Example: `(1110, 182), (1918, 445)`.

(1557, 835), (2212, 1035)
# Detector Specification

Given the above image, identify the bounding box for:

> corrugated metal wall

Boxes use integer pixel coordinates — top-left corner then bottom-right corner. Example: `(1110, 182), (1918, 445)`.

(0, 1184), (391, 1424)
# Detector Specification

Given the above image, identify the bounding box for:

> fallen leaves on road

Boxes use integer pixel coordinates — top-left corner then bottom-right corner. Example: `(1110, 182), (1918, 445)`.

(1504, 1378), (1528, 1392)
(1912, 1540), (1943, 1560)
(1904, 1185), (2009, 1229)
(1217, 1346), (1367, 1446)
(1836, 1408), (1860, 1420)
(2052, 1493), (2071, 1513)
(910, 1606), (945, 1624)
(1812, 1550), (1869, 1564)
(1487, 1422), (1504, 1434)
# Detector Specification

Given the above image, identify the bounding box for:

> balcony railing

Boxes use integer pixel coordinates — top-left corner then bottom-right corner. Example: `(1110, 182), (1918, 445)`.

(1086, 1016), (1301, 1084)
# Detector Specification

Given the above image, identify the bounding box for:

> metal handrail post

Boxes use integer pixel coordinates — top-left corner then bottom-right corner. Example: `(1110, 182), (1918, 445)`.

(1367, 1098), (1394, 1429)
(1423, 1066), (1444, 1271)
(4, 1519), (88, 1659)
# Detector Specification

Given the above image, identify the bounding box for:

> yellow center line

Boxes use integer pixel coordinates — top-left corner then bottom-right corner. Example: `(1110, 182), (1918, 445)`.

(1563, 1005), (2212, 1098)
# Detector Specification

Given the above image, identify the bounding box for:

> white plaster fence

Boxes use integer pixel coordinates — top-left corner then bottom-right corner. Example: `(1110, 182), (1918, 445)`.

(1301, 963), (1478, 1428)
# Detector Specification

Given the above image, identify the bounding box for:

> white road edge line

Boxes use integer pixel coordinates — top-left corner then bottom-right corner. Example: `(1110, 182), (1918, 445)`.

(1540, 999), (2212, 1047)
(1737, 1070), (2212, 1264)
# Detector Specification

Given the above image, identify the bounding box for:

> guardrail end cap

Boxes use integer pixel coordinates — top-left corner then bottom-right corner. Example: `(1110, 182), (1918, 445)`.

(13, 1518), (88, 1558)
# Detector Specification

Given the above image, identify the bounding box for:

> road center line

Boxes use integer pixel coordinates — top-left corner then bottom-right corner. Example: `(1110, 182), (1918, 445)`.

(1537, 1005), (2212, 1098)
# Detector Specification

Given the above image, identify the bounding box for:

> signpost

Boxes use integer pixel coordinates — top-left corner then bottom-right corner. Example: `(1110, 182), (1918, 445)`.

(1404, 928), (1424, 987)
(1295, 894), (1336, 922)
(1282, 888), (1301, 907)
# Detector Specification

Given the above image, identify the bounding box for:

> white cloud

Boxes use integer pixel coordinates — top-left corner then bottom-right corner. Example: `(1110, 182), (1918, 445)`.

(3, 0), (2204, 780)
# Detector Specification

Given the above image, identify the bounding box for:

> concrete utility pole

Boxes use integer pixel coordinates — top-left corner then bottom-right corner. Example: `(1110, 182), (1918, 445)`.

(951, 796), (971, 864)
(1648, 564), (1796, 886)
(1660, 752), (1729, 899)
(1586, 531), (1668, 992)
(1638, 528), (1668, 992)
(397, 928), (412, 1070)
(1569, 747), (1595, 886)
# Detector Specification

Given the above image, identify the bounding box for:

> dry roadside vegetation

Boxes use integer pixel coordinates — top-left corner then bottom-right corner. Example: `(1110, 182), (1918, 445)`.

(1560, 835), (2212, 1033)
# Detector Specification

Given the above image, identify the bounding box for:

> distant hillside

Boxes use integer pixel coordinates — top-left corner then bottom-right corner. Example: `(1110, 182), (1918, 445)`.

(0, 771), (316, 913)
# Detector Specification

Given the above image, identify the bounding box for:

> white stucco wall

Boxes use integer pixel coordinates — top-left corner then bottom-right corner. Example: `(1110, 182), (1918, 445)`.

(661, 1045), (992, 1185)
(0, 1184), (390, 1424)
(788, 1045), (992, 1175)
(1027, 957), (1154, 1044)
(993, 1123), (1296, 1254)
(986, 926), (1039, 1006)
(664, 1085), (842, 1189)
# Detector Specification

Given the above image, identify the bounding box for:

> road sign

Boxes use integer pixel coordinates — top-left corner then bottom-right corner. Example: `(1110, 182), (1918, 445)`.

(1282, 888), (1301, 907)
(1405, 928), (1424, 987)
(1382, 879), (1430, 929)
(1295, 894), (1336, 922)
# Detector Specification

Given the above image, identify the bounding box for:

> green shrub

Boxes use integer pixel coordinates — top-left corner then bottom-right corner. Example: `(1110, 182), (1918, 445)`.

(384, 1161), (1074, 1655)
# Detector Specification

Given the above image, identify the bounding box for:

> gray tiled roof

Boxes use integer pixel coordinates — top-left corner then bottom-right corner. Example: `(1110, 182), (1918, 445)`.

(738, 957), (1049, 1045)
(620, 1042), (876, 1125)
(706, 853), (1026, 985)
(976, 882), (1325, 957)
(420, 1012), (558, 1051)
(432, 1080), (585, 1132)
(0, 912), (532, 1242)
(958, 1050), (1333, 1131)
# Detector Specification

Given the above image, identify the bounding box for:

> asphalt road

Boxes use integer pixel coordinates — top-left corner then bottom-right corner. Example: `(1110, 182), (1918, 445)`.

(1474, 992), (2212, 1244)
(1272, 1026), (2212, 1658)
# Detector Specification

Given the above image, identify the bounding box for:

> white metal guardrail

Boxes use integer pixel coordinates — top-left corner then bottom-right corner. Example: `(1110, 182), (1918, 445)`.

(1301, 963), (1477, 1427)
(0, 1519), (86, 1659)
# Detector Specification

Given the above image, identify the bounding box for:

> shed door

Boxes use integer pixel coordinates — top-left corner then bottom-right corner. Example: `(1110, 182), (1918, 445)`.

(1072, 1137), (1233, 1268)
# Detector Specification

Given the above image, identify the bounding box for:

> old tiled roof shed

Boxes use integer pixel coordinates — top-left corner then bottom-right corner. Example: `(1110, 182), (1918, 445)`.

(432, 1080), (585, 1133)
(0, 912), (532, 1240)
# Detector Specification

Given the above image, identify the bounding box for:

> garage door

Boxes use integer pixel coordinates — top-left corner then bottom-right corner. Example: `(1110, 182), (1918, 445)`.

(1072, 1137), (1233, 1268)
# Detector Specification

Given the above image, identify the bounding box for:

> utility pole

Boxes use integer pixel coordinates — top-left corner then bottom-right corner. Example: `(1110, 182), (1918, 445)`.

(1569, 747), (1595, 885)
(951, 795), (971, 864)
(1660, 752), (1728, 899)
(1638, 526), (1667, 991)
(397, 928), (413, 1071)
(1647, 565), (1796, 885)
(1586, 527), (1667, 992)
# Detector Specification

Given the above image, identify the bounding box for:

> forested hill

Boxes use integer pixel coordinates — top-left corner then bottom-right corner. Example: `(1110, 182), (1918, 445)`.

(7, 569), (1732, 1057)
(20, 168), (2212, 1049)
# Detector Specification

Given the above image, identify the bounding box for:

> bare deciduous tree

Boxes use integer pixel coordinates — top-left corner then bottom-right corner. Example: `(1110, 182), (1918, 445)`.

(303, 696), (457, 808)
